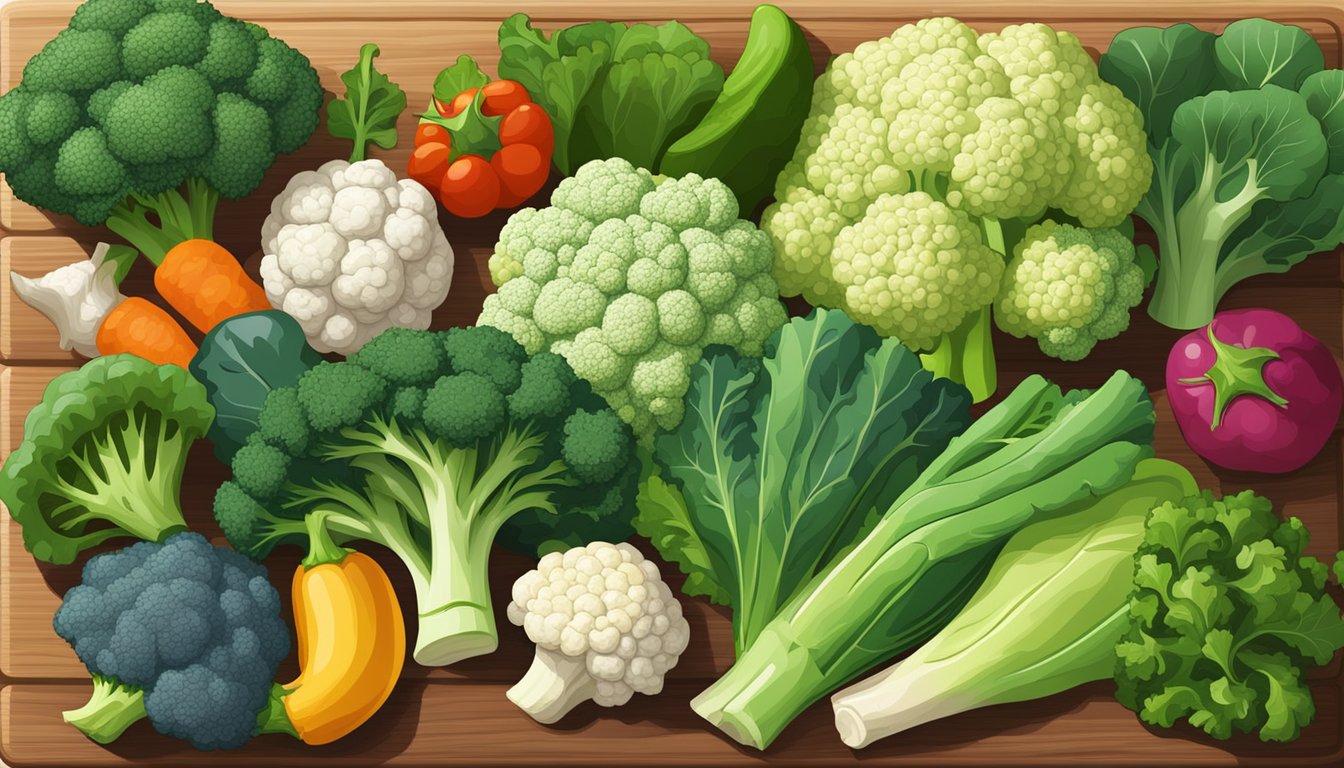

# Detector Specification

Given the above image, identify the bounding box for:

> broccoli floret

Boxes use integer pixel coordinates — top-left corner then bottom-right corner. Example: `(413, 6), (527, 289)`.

(762, 17), (1153, 400)
(0, 0), (322, 264)
(479, 158), (789, 444)
(0, 355), (214, 564)
(53, 532), (293, 750)
(212, 327), (640, 667)
(995, 221), (1150, 361)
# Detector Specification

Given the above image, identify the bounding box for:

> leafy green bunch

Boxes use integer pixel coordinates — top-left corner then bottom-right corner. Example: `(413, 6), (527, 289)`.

(1115, 490), (1344, 741)
(497, 13), (725, 175)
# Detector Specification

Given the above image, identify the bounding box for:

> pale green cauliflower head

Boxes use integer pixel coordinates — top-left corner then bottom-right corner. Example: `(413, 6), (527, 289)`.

(765, 17), (1152, 345)
(832, 192), (1003, 350)
(995, 221), (1147, 361)
(480, 158), (788, 443)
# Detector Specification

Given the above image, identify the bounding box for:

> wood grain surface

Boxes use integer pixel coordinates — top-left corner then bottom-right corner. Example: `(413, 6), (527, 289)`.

(2, 0), (1343, 766)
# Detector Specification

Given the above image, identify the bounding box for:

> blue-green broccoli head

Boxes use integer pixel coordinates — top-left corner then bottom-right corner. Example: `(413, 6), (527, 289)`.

(52, 532), (290, 750)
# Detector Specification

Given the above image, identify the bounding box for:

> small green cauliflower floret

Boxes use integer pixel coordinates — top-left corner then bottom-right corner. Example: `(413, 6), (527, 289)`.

(764, 17), (1153, 400)
(995, 221), (1148, 361)
(480, 158), (788, 443)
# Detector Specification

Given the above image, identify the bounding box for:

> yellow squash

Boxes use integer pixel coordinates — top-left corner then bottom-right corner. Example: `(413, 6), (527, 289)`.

(281, 514), (405, 745)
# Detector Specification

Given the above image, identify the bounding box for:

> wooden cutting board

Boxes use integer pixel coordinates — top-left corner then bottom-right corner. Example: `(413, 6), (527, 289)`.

(2, 0), (1343, 765)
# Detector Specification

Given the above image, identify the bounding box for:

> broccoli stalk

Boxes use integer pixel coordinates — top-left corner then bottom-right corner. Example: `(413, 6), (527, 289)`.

(214, 327), (640, 666)
(62, 674), (147, 745)
(63, 675), (298, 746)
(297, 418), (569, 664)
(104, 177), (218, 266)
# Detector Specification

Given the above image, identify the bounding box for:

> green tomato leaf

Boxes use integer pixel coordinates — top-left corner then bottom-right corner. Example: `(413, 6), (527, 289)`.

(1214, 18), (1325, 91)
(326, 43), (407, 163)
(1100, 24), (1218, 147)
(424, 55), (501, 161)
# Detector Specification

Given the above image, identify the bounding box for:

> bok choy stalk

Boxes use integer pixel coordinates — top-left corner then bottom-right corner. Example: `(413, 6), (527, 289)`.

(690, 370), (1157, 749)
(830, 459), (1197, 748)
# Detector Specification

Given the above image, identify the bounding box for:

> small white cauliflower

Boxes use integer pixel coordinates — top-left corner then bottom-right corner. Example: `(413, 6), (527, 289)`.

(506, 541), (691, 724)
(11, 243), (127, 357)
(259, 159), (454, 355)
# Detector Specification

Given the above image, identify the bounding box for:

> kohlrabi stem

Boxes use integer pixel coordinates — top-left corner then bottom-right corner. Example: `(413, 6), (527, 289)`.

(507, 650), (597, 724)
(63, 675), (147, 744)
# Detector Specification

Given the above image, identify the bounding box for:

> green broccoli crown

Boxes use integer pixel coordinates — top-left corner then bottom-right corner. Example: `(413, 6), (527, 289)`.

(53, 532), (290, 750)
(214, 326), (639, 559)
(479, 157), (789, 443)
(995, 220), (1148, 361)
(0, 355), (214, 564)
(0, 0), (322, 225)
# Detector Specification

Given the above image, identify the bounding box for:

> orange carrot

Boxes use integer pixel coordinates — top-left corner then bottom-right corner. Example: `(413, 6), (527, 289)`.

(96, 298), (198, 369)
(155, 239), (270, 333)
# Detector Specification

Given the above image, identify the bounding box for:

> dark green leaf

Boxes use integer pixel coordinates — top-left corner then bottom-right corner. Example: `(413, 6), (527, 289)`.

(1214, 19), (1324, 91)
(189, 311), (323, 462)
(1100, 24), (1218, 147)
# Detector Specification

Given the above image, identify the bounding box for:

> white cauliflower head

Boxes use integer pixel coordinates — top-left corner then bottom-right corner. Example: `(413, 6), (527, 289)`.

(505, 541), (691, 724)
(259, 159), (454, 355)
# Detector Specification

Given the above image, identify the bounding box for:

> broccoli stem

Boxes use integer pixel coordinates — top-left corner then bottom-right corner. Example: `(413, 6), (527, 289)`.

(103, 179), (219, 266)
(63, 674), (147, 745)
(57, 404), (191, 544)
(506, 649), (597, 724)
(254, 682), (300, 740)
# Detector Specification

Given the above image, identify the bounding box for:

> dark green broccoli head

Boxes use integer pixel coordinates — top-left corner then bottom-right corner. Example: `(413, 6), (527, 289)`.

(214, 326), (641, 559)
(0, 0), (322, 225)
(53, 532), (290, 750)
(0, 355), (214, 564)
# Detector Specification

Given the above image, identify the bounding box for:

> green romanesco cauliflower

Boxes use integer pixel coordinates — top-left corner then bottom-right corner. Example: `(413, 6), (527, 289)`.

(764, 17), (1153, 400)
(481, 158), (788, 443)
(995, 221), (1148, 361)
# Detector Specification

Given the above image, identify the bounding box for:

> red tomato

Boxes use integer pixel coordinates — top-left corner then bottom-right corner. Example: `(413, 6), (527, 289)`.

(498, 103), (554, 156)
(492, 143), (549, 208)
(408, 141), (451, 189)
(414, 123), (450, 147)
(481, 80), (531, 116)
(433, 88), (479, 119)
(439, 154), (500, 218)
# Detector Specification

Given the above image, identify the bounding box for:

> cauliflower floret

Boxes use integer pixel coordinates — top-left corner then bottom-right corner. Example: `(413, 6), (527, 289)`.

(832, 192), (1004, 350)
(478, 158), (788, 445)
(506, 541), (691, 724)
(259, 159), (454, 355)
(994, 220), (1148, 361)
